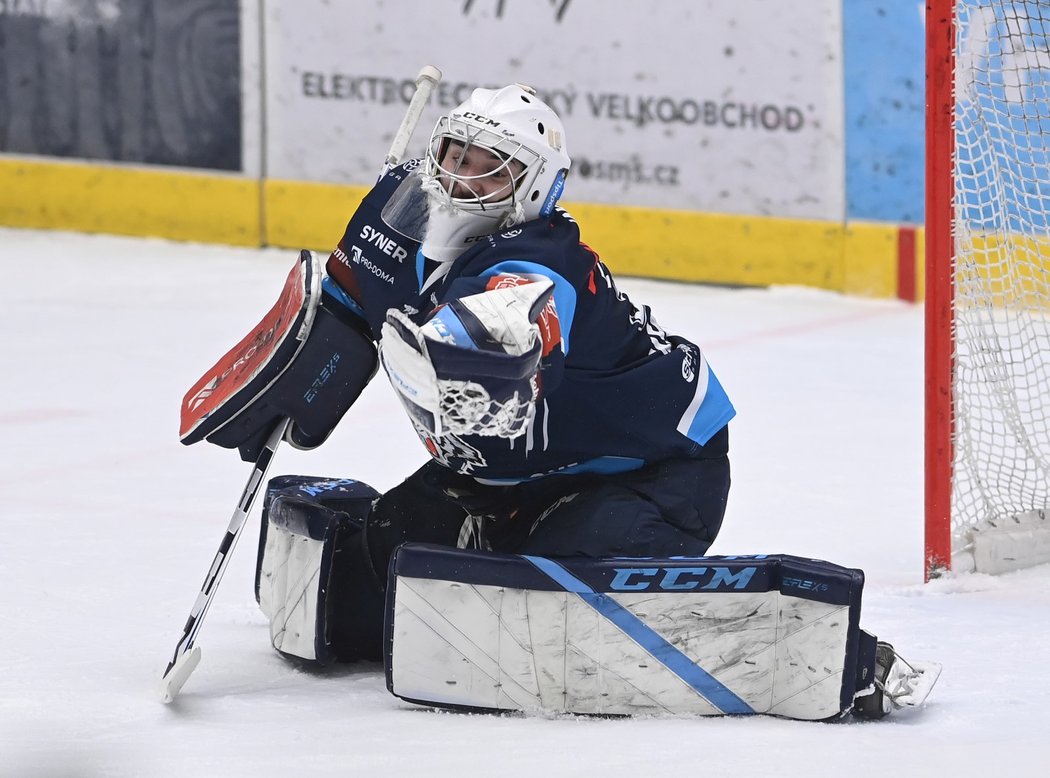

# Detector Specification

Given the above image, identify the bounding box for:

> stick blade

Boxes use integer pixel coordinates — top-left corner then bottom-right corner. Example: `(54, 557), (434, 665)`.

(159, 645), (202, 704)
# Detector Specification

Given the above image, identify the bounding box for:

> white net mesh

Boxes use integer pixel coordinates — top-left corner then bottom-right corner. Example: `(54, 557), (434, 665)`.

(439, 378), (537, 439)
(952, 1), (1050, 550)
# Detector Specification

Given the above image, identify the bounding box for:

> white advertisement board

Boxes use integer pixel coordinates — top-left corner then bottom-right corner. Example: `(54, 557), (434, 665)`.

(264, 0), (844, 220)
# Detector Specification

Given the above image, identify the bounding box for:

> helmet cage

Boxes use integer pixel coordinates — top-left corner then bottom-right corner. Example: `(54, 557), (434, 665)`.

(424, 114), (545, 217)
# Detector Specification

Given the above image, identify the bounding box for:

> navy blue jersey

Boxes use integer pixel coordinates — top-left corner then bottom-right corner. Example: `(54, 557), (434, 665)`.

(326, 162), (735, 482)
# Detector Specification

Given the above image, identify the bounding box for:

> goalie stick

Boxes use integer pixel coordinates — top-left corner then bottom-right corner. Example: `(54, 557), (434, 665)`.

(159, 418), (288, 704)
(158, 64), (443, 703)
(382, 64), (441, 177)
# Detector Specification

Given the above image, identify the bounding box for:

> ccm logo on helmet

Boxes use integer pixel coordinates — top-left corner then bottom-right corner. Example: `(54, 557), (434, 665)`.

(459, 112), (500, 127)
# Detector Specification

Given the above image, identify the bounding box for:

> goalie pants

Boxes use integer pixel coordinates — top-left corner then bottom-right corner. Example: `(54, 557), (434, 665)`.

(329, 431), (731, 660)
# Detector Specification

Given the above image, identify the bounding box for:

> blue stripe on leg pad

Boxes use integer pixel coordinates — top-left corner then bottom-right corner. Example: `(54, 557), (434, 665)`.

(522, 555), (754, 715)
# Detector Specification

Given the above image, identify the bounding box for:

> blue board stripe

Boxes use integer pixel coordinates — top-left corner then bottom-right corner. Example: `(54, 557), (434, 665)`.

(522, 555), (754, 715)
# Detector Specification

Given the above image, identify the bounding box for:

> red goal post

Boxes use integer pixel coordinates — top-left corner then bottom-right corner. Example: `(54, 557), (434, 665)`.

(925, 0), (1050, 579)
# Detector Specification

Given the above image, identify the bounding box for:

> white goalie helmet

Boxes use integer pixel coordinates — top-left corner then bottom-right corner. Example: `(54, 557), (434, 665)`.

(386, 84), (571, 262)
(426, 84), (570, 221)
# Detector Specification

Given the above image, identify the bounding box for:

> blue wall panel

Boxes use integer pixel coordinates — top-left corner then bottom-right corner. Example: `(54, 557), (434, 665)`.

(843, 0), (926, 222)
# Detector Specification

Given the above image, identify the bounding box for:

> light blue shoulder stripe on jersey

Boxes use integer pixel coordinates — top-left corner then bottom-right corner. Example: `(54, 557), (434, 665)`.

(322, 276), (366, 318)
(522, 555), (755, 715)
(680, 364), (736, 447)
(481, 261), (576, 355)
(415, 247), (426, 290)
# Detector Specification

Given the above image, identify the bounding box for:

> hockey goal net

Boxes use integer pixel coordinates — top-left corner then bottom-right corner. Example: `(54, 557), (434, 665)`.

(926, 0), (1050, 577)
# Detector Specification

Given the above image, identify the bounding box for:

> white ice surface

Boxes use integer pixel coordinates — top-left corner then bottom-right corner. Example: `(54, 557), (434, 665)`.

(1, 228), (1048, 777)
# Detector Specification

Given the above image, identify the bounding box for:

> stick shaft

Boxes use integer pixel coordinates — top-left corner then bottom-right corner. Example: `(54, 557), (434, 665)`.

(159, 419), (288, 701)
(382, 64), (442, 175)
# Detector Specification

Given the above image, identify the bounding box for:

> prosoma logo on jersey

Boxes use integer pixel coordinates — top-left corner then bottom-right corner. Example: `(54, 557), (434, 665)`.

(332, 245), (395, 285)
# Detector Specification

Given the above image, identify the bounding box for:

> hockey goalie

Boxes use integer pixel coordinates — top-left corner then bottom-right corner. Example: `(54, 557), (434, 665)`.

(177, 81), (939, 720)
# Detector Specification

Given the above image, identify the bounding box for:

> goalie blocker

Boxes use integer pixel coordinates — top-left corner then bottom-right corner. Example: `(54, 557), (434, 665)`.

(179, 250), (378, 461)
(255, 477), (940, 720)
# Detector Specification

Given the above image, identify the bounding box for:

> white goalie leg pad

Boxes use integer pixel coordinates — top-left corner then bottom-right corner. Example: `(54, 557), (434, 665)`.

(256, 477), (376, 664)
(257, 491), (365, 663)
(385, 545), (869, 720)
(258, 515), (327, 662)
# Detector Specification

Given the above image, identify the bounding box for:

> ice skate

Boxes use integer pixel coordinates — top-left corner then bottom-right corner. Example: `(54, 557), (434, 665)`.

(853, 641), (942, 719)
